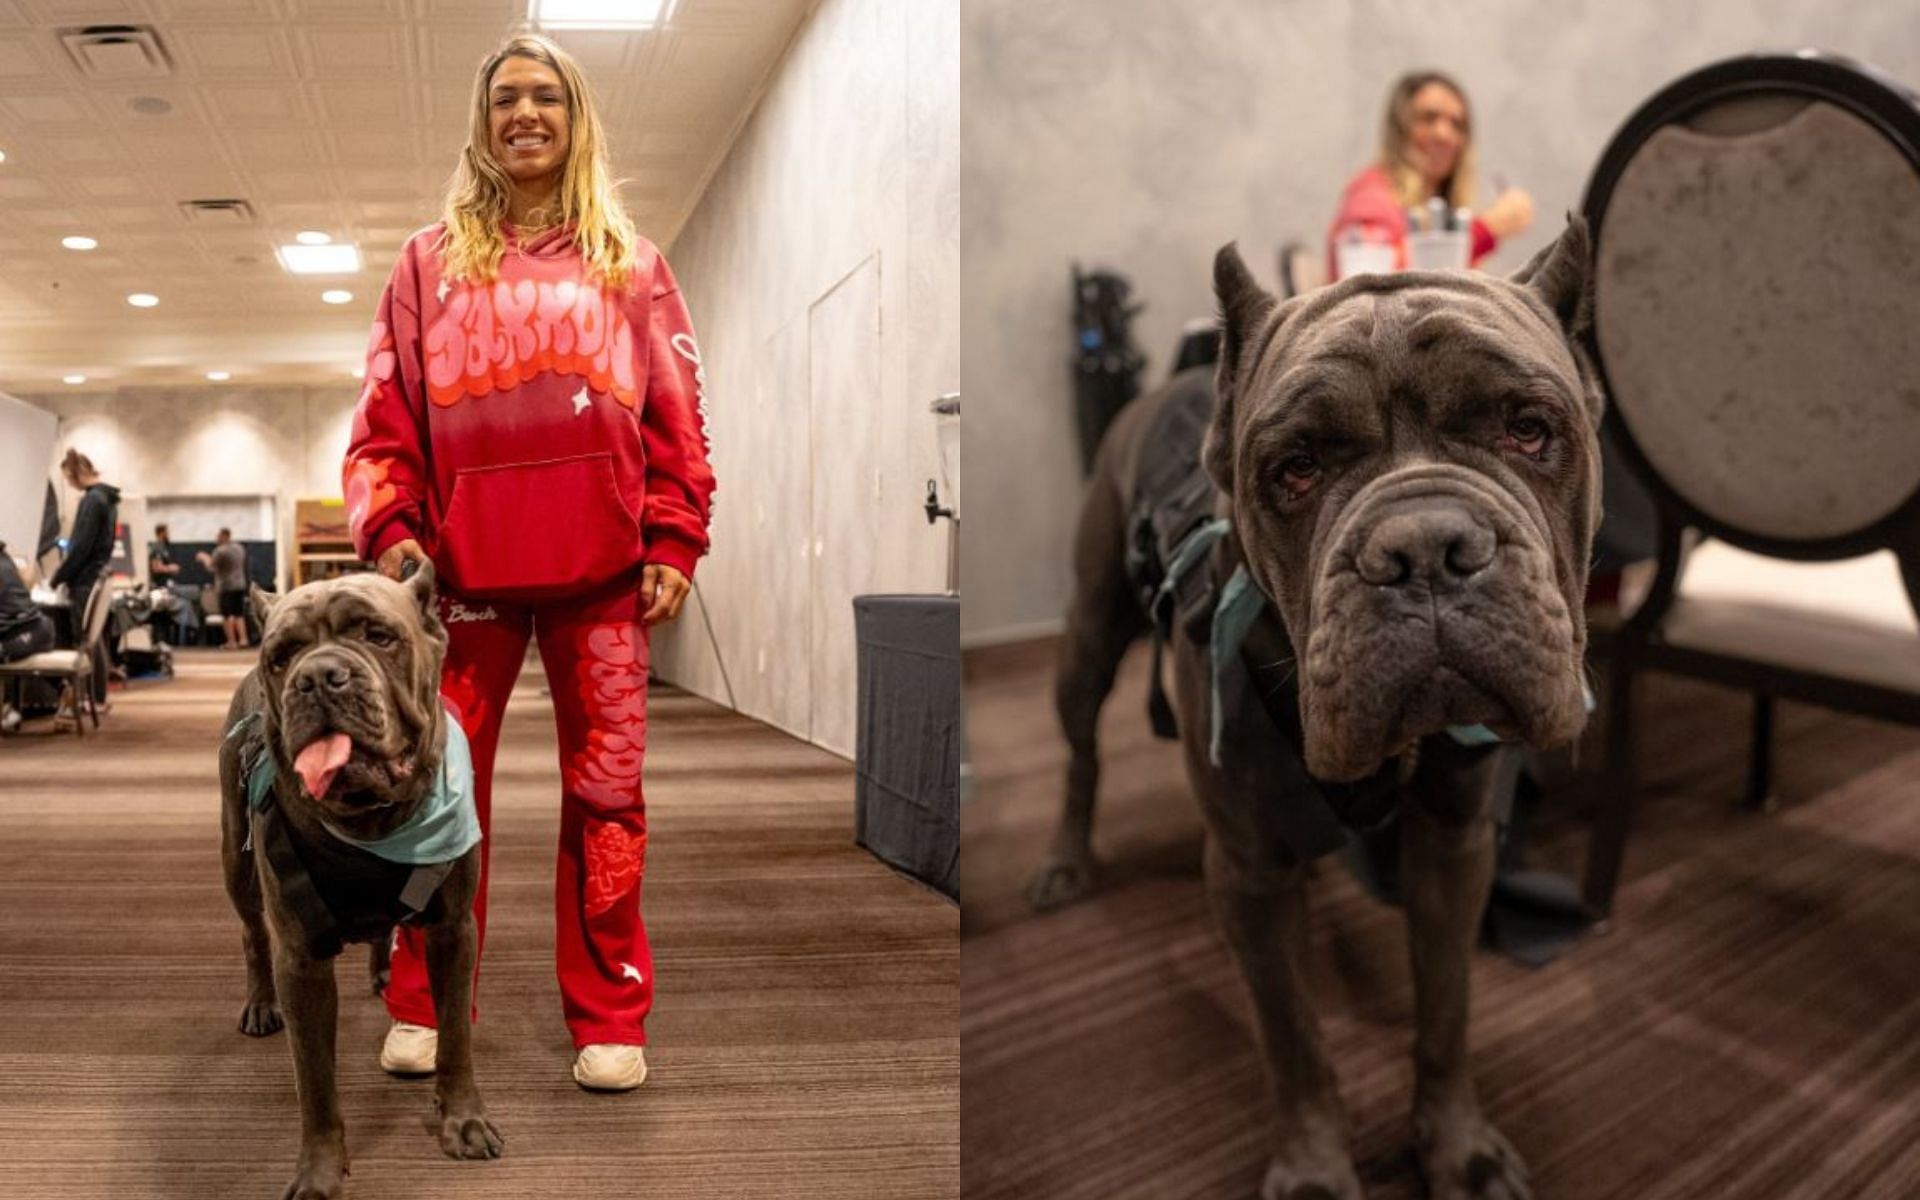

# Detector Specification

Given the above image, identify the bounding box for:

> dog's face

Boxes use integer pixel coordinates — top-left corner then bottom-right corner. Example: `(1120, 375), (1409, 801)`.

(1206, 220), (1604, 782)
(250, 566), (448, 834)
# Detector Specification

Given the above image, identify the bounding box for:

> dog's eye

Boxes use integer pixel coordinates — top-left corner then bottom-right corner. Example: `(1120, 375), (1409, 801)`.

(267, 644), (298, 673)
(1501, 416), (1551, 460)
(1277, 452), (1320, 500)
(365, 626), (397, 647)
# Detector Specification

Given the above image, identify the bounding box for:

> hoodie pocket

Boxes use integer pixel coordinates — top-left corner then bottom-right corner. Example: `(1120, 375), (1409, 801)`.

(435, 453), (641, 598)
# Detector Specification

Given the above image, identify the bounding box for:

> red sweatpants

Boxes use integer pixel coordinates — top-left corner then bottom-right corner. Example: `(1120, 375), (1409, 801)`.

(384, 577), (654, 1049)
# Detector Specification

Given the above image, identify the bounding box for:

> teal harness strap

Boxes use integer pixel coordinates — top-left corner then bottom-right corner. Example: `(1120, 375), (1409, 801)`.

(1209, 565), (1263, 766)
(1152, 517), (1232, 616)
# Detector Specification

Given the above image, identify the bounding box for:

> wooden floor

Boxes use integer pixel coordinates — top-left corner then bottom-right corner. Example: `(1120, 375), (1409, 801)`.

(962, 639), (1920, 1200)
(0, 650), (957, 1199)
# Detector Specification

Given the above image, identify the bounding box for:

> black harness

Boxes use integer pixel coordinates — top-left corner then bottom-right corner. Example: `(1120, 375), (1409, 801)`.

(230, 715), (455, 959)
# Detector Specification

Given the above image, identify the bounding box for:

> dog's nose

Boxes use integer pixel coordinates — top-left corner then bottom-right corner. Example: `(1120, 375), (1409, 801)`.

(1355, 503), (1496, 588)
(292, 659), (355, 694)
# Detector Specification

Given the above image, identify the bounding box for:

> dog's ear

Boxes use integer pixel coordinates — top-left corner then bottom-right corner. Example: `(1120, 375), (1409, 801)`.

(1510, 215), (1593, 341)
(1205, 243), (1279, 493)
(249, 582), (278, 628)
(404, 557), (438, 619)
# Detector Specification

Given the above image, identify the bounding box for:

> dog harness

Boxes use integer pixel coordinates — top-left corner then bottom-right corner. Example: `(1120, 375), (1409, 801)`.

(227, 708), (481, 959)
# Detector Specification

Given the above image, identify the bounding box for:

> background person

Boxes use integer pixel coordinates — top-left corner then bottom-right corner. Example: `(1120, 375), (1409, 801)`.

(48, 449), (120, 706)
(1326, 70), (1535, 276)
(343, 31), (716, 1094)
(195, 529), (251, 649)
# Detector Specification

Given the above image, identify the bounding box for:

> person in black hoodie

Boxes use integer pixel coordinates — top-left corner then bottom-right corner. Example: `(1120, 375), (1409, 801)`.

(49, 448), (120, 705)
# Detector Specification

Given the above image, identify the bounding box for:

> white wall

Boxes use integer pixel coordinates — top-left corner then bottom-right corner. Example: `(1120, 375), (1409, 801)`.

(960, 0), (1920, 643)
(0, 392), (59, 560)
(655, 0), (960, 757)
(16, 385), (357, 587)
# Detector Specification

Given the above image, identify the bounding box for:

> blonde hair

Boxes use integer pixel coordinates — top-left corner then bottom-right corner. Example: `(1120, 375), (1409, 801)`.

(436, 32), (638, 290)
(1379, 71), (1477, 212)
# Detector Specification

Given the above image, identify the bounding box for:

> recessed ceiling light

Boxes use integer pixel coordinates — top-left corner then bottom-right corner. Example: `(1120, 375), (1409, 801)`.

(62, 236), (98, 251)
(207, 370), (231, 381)
(127, 293), (159, 307)
(295, 231), (332, 246)
(63, 374), (86, 385)
(275, 244), (361, 275)
(531, 0), (674, 31)
(321, 290), (354, 305)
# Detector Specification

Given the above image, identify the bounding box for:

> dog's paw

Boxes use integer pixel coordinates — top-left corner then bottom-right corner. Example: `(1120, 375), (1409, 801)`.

(239, 999), (284, 1037)
(1025, 854), (1096, 911)
(436, 1106), (504, 1160)
(1416, 1111), (1530, 1200)
(1261, 1145), (1365, 1200)
(278, 1153), (346, 1200)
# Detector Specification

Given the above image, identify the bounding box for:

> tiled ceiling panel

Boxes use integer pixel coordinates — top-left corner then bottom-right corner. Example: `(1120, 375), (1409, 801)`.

(0, 0), (814, 390)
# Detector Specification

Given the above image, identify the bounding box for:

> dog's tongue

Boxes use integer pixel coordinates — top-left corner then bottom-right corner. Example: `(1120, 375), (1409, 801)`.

(294, 733), (354, 798)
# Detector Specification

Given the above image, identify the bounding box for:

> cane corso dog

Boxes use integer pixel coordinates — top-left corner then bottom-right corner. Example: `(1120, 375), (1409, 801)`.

(1032, 220), (1601, 1199)
(219, 564), (501, 1198)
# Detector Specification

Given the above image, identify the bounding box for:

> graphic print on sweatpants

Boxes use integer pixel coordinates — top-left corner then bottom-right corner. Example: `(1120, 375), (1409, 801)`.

(383, 580), (655, 1049)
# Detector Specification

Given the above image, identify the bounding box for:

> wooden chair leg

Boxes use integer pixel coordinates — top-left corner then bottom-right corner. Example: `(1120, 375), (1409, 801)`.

(1584, 648), (1640, 919)
(1746, 693), (1776, 812)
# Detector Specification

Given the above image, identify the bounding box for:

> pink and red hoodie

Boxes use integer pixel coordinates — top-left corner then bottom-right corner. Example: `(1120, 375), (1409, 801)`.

(344, 222), (715, 601)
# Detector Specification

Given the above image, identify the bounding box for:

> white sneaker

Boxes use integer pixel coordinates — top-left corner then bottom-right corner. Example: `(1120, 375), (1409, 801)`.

(572, 1043), (647, 1091)
(379, 1021), (437, 1075)
(0, 705), (20, 734)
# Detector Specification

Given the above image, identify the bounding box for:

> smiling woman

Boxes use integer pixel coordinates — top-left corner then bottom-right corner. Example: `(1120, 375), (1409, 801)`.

(340, 30), (716, 1097)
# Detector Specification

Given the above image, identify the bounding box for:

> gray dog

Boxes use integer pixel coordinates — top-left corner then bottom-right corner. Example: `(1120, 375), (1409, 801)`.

(219, 563), (501, 1199)
(1032, 221), (1601, 1199)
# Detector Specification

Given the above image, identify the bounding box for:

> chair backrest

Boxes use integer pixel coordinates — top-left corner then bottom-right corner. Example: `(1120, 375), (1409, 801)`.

(1277, 240), (1326, 299)
(79, 580), (114, 656)
(1585, 53), (1920, 567)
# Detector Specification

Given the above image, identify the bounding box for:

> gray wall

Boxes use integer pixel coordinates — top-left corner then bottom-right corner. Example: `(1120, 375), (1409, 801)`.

(960, 0), (1920, 643)
(654, 0), (960, 756)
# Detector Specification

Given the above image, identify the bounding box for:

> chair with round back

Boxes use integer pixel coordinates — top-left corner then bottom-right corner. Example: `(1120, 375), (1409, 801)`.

(1581, 51), (1920, 915)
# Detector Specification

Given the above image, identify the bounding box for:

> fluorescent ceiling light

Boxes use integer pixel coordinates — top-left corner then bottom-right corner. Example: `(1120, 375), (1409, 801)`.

(62, 236), (97, 251)
(276, 244), (361, 275)
(207, 371), (231, 381)
(63, 374), (85, 385)
(321, 290), (354, 305)
(127, 293), (159, 307)
(295, 230), (331, 245)
(531, 0), (674, 31)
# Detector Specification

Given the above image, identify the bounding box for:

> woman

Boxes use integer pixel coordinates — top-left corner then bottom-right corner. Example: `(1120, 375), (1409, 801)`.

(1326, 70), (1534, 276)
(343, 32), (716, 1093)
(50, 449), (120, 706)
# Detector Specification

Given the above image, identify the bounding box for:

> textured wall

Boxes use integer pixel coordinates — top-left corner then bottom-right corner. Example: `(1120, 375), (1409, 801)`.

(655, 0), (960, 756)
(17, 385), (357, 585)
(960, 0), (1920, 642)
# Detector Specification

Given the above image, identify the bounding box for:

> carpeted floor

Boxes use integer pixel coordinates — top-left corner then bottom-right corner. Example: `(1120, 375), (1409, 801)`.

(0, 650), (957, 1199)
(961, 638), (1920, 1200)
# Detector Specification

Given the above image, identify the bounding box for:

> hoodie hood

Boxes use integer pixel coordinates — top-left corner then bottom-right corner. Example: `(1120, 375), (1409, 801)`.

(502, 221), (576, 259)
(90, 483), (122, 504)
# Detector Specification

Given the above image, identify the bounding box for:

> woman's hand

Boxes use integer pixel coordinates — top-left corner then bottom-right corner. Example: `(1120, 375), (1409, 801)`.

(376, 538), (429, 581)
(1480, 186), (1535, 240)
(641, 563), (690, 626)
